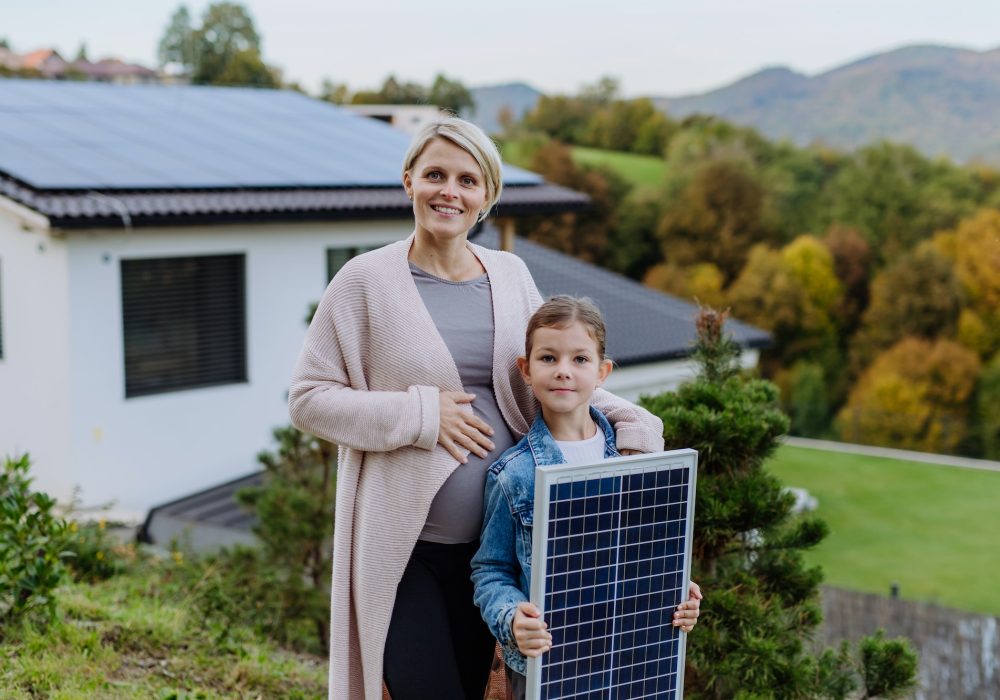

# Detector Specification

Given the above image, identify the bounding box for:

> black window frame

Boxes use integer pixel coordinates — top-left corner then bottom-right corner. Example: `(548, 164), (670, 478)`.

(326, 245), (379, 282)
(121, 253), (247, 398)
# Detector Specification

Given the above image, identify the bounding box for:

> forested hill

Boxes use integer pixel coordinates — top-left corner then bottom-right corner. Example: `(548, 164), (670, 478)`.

(653, 44), (1000, 164)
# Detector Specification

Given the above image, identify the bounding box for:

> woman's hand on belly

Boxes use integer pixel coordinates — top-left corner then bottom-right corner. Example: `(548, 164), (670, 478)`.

(439, 391), (495, 463)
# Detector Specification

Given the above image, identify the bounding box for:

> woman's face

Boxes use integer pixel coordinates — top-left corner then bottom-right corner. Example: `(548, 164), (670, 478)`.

(403, 137), (487, 244)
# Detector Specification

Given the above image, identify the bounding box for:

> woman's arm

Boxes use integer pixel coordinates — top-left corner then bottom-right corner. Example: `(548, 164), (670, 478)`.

(288, 341), (440, 452)
(591, 388), (665, 454)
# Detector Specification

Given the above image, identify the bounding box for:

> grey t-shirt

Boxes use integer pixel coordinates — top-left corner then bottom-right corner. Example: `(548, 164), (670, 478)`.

(410, 263), (518, 544)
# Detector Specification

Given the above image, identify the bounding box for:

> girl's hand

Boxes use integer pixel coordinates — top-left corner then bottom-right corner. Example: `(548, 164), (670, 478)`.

(438, 391), (495, 463)
(673, 581), (703, 632)
(512, 602), (551, 657)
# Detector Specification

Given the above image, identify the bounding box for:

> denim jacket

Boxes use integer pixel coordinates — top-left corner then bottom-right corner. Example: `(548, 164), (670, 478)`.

(470, 406), (620, 675)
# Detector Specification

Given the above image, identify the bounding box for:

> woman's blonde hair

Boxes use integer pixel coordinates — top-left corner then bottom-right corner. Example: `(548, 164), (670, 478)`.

(402, 116), (503, 222)
(525, 295), (608, 360)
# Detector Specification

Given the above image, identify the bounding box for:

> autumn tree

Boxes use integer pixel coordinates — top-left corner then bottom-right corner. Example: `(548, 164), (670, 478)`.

(822, 225), (873, 336)
(978, 353), (1000, 460)
(644, 261), (726, 310)
(932, 208), (1000, 359)
(657, 158), (769, 282)
(838, 337), (981, 453)
(518, 141), (630, 264)
(727, 236), (842, 375)
(850, 243), (964, 373)
(642, 308), (916, 699)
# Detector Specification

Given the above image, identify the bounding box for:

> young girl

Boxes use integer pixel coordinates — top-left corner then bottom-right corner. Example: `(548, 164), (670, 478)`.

(471, 295), (702, 698)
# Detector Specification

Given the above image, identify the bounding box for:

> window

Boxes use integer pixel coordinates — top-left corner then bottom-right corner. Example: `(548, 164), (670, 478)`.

(327, 245), (379, 282)
(121, 254), (246, 398)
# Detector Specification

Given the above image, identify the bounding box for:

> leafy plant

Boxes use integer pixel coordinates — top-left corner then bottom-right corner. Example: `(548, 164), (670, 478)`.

(0, 454), (72, 630)
(641, 308), (917, 699)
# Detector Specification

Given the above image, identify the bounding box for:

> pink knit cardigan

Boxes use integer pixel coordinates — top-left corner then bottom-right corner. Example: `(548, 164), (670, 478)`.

(289, 234), (664, 699)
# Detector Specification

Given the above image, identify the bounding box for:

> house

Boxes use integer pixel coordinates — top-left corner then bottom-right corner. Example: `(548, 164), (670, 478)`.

(0, 78), (767, 527)
(141, 223), (770, 549)
(0, 78), (590, 520)
(2, 48), (158, 83)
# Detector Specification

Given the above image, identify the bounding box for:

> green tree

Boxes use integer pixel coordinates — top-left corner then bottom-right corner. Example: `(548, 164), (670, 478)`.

(319, 78), (351, 104)
(192, 2), (275, 86)
(428, 73), (473, 113)
(641, 308), (916, 699)
(657, 158), (769, 282)
(819, 142), (979, 263)
(157, 4), (197, 72)
(605, 189), (663, 280)
(352, 74), (427, 104)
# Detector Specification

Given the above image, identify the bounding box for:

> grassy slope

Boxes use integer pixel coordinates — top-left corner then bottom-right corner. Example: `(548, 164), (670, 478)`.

(569, 146), (667, 190)
(0, 561), (326, 699)
(768, 445), (1000, 615)
(498, 140), (666, 191)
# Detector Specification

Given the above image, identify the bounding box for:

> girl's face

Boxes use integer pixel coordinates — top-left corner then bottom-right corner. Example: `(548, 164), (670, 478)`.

(517, 321), (613, 421)
(402, 137), (486, 244)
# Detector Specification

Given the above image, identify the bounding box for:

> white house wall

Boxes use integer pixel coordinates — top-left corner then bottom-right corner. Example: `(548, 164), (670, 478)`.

(602, 349), (760, 404)
(64, 220), (412, 518)
(0, 207), (74, 504)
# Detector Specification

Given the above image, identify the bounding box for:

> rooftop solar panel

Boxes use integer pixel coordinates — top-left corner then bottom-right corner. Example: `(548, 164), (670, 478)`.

(528, 449), (697, 699)
(0, 79), (543, 191)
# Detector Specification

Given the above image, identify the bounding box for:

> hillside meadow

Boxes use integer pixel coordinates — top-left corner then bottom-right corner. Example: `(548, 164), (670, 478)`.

(769, 445), (1000, 615)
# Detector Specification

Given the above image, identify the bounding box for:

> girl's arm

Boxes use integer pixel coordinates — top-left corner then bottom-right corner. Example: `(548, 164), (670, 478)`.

(471, 471), (529, 654)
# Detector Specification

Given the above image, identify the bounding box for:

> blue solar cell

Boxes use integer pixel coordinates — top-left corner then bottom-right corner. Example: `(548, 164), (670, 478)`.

(529, 451), (697, 699)
(0, 78), (544, 190)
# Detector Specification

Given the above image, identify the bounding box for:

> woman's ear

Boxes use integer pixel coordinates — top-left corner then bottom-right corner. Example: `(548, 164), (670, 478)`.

(402, 171), (413, 200)
(517, 356), (531, 385)
(596, 358), (613, 387)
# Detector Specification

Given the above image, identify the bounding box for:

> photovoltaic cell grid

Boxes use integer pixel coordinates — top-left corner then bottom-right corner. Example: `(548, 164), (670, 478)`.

(528, 450), (697, 700)
(0, 79), (543, 190)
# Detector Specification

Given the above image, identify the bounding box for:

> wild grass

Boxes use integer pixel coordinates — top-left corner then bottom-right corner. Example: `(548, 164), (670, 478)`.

(0, 553), (327, 699)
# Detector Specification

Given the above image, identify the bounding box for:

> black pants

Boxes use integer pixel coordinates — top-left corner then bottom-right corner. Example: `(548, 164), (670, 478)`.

(384, 540), (497, 700)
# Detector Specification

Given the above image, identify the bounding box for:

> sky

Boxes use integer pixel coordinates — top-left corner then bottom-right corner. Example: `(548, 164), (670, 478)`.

(4, 0), (1000, 97)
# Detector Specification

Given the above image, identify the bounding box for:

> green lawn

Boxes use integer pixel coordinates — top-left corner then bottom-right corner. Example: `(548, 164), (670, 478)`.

(570, 146), (667, 190)
(498, 140), (668, 191)
(768, 445), (1000, 615)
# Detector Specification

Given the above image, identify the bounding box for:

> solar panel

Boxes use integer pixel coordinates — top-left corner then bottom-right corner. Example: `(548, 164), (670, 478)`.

(528, 449), (697, 700)
(0, 79), (545, 191)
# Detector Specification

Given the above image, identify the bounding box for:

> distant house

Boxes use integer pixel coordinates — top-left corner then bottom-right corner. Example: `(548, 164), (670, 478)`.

(343, 104), (445, 134)
(0, 78), (768, 526)
(2, 48), (158, 83)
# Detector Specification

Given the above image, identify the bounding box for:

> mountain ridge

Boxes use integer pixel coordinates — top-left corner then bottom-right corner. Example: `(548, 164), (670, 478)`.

(652, 44), (1000, 163)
